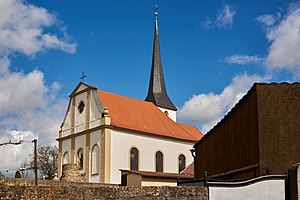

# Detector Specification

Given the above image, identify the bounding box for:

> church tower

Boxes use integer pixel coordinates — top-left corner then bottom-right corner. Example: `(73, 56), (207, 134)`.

(145, 7), (177, 121)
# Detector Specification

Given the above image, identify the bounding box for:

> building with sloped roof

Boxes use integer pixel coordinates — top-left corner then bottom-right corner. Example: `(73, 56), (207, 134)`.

(57, 10), (202, 184)
(194, 82), (300, 180)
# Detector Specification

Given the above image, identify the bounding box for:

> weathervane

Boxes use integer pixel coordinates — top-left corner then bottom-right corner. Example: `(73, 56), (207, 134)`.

(80, 72), (86, 82)
(154, 4), (158, 20)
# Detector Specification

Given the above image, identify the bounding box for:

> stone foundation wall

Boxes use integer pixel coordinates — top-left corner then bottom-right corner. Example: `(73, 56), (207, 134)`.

(60, 163), (86, 182)
(0, 185), (208, 200)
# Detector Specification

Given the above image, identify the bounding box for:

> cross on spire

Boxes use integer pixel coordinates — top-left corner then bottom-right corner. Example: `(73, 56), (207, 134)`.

(145, 6), (177, 111)
(154, 4), (158, 20)
(80, 72), (86, 82)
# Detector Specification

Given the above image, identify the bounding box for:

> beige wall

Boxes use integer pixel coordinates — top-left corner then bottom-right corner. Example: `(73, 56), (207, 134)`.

(126, 174), (142, 187)
(125, 174), (177, 187)
(141, 177), (177, 186)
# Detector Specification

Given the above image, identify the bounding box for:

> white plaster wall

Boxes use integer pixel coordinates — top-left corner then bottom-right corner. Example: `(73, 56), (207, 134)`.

(62, 101), (72, 137)
(77, 84), (88, 92)
(209, 179), (285, 200)
(157, 107), (176, 122)
(61, 139), (71, 163)
(90, 130), (101, 148)
(110, 129), (194, 184)
(75, 93), (87, 133)
(89, 130), (101, 183)
(75, 135), (86, 171)
(90, 174), (100, 183)
(90, 94), (102, 129)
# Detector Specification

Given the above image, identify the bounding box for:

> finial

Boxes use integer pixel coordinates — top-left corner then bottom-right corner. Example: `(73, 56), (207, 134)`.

(104, 107), (109, 116)
(80, 72), (86, 82)
(154, 4), (158, 20)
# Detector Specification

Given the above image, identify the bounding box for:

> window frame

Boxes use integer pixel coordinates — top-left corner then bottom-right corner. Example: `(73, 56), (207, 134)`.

(155, 150), (164, 172)
(77, 148), (84, 170)
(91, 144), (99, 175)
(129, 147), (139, 171)
(178, 154), (186, 173)
(63, 151), (69, 165)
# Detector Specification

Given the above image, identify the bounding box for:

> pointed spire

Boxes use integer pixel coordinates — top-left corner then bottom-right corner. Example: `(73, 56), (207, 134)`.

(145, 5), (177, 111)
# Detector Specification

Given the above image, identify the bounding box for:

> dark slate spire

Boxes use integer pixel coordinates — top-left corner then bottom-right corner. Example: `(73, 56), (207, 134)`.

(145, 6), (177, 111)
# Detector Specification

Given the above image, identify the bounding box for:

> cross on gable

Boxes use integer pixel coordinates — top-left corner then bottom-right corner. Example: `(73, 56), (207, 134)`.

(80, 72), (86, 82)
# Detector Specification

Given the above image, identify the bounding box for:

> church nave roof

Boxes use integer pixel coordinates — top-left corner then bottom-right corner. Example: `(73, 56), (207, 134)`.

(98, 90), (202, 142)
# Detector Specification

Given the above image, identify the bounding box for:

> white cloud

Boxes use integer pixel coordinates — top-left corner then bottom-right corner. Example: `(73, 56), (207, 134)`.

(178, 74), (271, 133)
(0, 0), (74, 176)
(0, 0), (76, 56)
(225, 55), (263, 65)
(0, 57), (68, 144)
(216, 4), (236, 28)
(263, 3), (300, 77)
(201, 17), (213, 29)
(201, 4), (236, 29)
(225, 3), (300, 77)
(0, 56), (10, 74)
(255, 14), (281, 27)
(51, 81), (61, 91)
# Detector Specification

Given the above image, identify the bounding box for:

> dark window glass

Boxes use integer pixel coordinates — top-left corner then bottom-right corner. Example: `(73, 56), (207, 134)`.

(77, 148), (84, 170)
(78, 101), (85, 113)
(179, 154), (186, 173)
(130, 147), (138, 170)
(156, 151), (163, 172)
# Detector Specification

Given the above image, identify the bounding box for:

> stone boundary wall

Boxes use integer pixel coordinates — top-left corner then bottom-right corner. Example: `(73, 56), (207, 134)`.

(0, 177), (114, 187)
(0, 185), (208, 200)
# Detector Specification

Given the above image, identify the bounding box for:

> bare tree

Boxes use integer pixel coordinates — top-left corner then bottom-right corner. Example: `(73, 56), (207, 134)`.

(20, 159), (32, 179)
(36, 145), (58, 180)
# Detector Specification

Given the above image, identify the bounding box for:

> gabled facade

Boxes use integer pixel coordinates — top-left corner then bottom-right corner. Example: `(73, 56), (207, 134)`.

(57, 82), (202, 184)
(57, 10), (203, 184)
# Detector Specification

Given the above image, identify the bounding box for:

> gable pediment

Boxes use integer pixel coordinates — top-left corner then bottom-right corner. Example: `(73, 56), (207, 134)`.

(60, 82), (103, 137)
(69, 82), (97, 97)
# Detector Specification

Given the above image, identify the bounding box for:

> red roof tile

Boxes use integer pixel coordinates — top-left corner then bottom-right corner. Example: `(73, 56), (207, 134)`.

(181, 162), (194, 176)
(98, 91), (203, 142)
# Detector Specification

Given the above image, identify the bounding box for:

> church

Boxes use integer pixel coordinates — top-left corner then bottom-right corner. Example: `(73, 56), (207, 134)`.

(57, 10), (203, 185)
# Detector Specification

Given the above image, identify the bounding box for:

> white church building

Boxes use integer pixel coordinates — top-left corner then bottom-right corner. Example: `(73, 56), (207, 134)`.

(57, 11), (203, 185)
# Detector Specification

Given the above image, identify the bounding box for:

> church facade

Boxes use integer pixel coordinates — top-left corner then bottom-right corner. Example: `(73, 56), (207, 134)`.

(57, 12), (202, 184)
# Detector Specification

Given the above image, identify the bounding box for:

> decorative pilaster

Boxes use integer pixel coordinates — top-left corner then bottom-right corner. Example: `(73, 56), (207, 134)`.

(100, 107), (111, 183)
(86, 90), (91, 130)
(71, 98), (76, 163)
(71, 137), (75, 163)
(85, 132), (90, 181)
(58, 134), (63, 178)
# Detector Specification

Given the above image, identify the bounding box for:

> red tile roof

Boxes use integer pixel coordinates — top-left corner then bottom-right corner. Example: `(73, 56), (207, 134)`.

(120, 169), (193, 180)
(98, 91), (203, 142)
(181, 162), (194, 176)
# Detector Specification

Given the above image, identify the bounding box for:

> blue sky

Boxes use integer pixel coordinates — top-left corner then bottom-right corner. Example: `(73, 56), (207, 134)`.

(1, 0), (300, 174)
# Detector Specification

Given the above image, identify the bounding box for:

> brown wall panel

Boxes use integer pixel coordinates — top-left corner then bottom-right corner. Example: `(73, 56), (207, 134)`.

(195, 87), (260, 179)
(257, 84), (300, 175)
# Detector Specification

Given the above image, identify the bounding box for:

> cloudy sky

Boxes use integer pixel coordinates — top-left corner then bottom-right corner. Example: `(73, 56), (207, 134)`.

(0, 0), (299, 175)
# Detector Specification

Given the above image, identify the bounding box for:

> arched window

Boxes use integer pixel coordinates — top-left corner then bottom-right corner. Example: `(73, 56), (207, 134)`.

(63, 151), (69, 164)
(91, 145), (99, 175)
(77, 148), (84, 170)
(155, 151), (163, 172)
(130, 147), (139, 170)
(179, 154), (186, 173)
